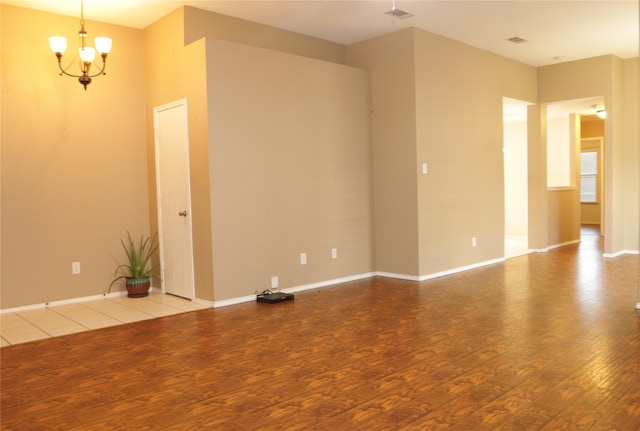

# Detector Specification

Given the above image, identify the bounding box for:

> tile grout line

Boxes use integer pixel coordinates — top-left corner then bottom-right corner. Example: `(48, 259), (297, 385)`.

(1, 294), (206, 347)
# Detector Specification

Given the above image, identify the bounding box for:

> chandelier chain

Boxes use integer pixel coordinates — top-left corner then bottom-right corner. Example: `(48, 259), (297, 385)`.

(80, 0), (85, 28)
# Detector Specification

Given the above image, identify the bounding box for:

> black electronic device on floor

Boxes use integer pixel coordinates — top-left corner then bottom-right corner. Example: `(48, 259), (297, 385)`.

(256, 291), (294, 304)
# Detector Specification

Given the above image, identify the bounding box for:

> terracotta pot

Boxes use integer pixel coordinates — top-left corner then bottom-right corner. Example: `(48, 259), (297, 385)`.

(125, 278), (150, 298)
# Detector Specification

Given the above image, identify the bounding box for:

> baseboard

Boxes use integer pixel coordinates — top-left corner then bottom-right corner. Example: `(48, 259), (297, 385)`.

(0, 286), (164, 315)
(374, 272), (421, 282)
(603, 250), (640, 258)
(212, 294), (256, 308)
(211, 273), (376, 308)
(417, 258), (505, 281)
(548, 239), (581, 250)
(283, 273), (376, 294)
(530, 248), (550, 253)
(375, 258), (506, 282)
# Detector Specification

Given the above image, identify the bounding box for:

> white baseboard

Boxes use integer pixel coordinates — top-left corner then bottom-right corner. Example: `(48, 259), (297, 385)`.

(283, 273), (376, 294)
(192, 297), (215, 308)
(0, 286), (163, 314)
(211, 273), (376, 308)
(603, 250), (640, 258)
(212, 294), (256, 308)
(375, 258), (505, 282)
(548, 239), (581, 250)
(374, 272), (421, 281)
(417, 258), (505, 281)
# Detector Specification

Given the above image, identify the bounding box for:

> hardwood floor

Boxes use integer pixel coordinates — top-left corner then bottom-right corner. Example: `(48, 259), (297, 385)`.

(2, 227), (639, 430)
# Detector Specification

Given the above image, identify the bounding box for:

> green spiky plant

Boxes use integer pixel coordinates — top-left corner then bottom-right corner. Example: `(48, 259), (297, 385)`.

(108, 232), (160, 293)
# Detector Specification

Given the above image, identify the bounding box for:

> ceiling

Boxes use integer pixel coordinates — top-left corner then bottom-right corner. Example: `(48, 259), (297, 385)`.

(3, 0), (638, 67)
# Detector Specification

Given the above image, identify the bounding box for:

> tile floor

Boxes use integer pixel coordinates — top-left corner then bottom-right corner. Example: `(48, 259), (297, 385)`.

(0, 293), (210, 347)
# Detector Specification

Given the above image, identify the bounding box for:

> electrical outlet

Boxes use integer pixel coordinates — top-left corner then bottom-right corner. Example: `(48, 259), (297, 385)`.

(300, 253), (307, 265)
(271, 276), (279, 289)
(331, 248), (338, 259)
(72, 261), (81, 274)
(472, 237), (477, 247)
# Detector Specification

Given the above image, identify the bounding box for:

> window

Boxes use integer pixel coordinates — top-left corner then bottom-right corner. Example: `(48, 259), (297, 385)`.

(580, 151), (598, 203)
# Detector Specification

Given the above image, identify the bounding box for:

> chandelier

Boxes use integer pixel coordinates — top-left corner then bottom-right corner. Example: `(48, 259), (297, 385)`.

(49, 0), (112, 90)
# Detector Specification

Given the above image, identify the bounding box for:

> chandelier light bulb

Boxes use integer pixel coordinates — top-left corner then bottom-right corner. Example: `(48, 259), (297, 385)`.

(79, 47), (96, 63)
(95, 37), (112, 55)
(49, 36), (67, 54)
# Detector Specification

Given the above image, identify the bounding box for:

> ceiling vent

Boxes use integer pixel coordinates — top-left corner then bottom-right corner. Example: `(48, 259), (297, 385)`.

(385, 7), (414, 19)
(507, 36), (529, 44)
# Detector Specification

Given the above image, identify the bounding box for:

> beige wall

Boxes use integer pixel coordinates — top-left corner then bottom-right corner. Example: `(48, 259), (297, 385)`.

(347, 28), (537, 278)
(622, 58), (639, 252)
(581, 118), (605, 138)
(346, 29), (420, 277)
(206, 39), (373, 300)
(144, 7), (372, 302)
(1, 5), (148, 308)
(414, 29), (536, 275)
(527, 105), (549, 250)
(183, 7), (346, 65)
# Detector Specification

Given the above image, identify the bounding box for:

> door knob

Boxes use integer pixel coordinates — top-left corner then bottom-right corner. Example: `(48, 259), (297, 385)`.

(178, 211), (188, 217)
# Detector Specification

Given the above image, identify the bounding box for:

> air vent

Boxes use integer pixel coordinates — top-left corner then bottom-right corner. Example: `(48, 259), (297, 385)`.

(384, 7), (414, 19)
(507, 36), (529, 44)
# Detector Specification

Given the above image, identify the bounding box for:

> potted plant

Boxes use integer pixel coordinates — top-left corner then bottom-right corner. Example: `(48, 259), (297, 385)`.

(109, 231), (160, 298)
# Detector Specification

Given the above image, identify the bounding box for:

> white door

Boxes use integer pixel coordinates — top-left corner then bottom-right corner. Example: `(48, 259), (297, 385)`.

(154, 99), (195, 299)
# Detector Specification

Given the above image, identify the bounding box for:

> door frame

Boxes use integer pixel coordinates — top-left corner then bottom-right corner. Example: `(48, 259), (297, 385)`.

(153, 98), (196, 299)
(580, 137), (605, 236)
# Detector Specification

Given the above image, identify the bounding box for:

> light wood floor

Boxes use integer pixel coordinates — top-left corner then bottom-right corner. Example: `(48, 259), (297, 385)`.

(2, 226), (639, 430)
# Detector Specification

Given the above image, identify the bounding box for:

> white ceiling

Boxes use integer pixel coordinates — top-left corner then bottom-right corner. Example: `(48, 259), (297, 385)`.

(3, 0), (639, 67)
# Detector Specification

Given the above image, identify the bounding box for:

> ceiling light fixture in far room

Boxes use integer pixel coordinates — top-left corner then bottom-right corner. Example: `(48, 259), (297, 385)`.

(385, 0), (414, 19)
(49, 0), (112, 90)
(591, 104), (607, 119)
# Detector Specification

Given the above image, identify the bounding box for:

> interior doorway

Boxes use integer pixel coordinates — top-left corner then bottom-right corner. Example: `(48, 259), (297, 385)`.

(503, 97), (530, 258)
(580, 130), (605, 238)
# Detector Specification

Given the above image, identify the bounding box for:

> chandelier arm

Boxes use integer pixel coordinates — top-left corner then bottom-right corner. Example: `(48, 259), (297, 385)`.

(54, 54), (84, 79)
(54, 53), (107, 79)
(86, 56), (108, 78)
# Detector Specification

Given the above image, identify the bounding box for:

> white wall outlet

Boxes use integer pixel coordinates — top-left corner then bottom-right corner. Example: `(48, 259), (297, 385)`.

(300, 253), (307, 265)
(271, 276), (279, 289)
(422, 163), (428, 174)
(72, 261), (81, 274)
(472, 237), (477, 247)
(331, 248), (338, 259)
